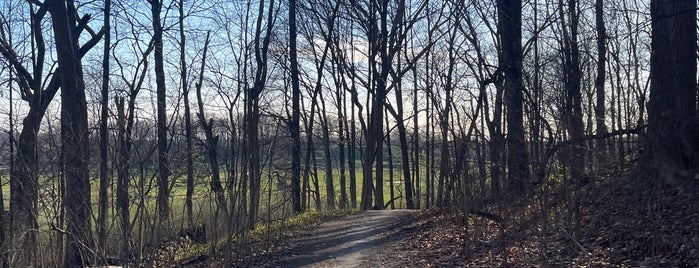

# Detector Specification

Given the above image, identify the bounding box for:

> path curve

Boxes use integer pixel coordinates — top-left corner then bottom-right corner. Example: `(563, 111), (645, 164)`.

(244, 209), (413, 267)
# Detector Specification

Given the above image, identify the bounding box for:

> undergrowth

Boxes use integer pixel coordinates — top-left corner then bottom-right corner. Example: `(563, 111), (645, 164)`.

(167, 208), (360, 266)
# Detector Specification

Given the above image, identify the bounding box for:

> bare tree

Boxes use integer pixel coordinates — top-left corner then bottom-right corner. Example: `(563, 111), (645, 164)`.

(594, 0), (608, 168)
(48, 0), (97, 265)
(0, 1), (102, 264)
(497, 0), (531, 196)
(559, 0), (585, 185)
(195, 32), (227, 213)
(148, 0), (170, 226)
(245, 0), (276, 229)
(97, 0), (111, 255)
(178, 0), (195, 227)
(289, 0), (303, 213)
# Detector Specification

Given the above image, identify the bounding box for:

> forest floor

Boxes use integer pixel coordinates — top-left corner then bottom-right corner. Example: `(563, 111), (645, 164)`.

(195, 176), (698, 267)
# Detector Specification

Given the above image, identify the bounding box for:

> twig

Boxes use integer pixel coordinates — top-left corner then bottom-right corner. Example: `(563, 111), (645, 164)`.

(555, 224), (590, 254)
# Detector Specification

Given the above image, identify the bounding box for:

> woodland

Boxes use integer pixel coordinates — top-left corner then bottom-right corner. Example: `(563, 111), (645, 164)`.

(0, 0), (697, 267)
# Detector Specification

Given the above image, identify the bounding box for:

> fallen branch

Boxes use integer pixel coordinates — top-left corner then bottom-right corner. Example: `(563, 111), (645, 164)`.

(555, 224), (591, 255)
(543, 126), (646, 163)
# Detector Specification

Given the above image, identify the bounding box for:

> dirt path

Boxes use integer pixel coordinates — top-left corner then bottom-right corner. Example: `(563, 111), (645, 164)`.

(242, 210), (413, 267)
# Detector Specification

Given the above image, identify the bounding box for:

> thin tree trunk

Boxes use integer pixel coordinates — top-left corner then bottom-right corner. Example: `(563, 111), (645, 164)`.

(393, 94), (413, 209)
(179, 0), (195, 228)
(385, 113), (395, 209)
(150, 0), (170, 226)
(320, 91), (336, 210)
(246, 0), (275, 230)
(594, 0), (608, 168)
(335, 70), (348, 209)
(195, 32), (226, 212)
(566, 0), (586, 185)
(97, 0), (111, 256)
(289, 0), (302, 214)
(412, 54), (420, 209)
(115, 97), (131, 261)
(311, 146), (322, 210)
(349, 94), (358, 208)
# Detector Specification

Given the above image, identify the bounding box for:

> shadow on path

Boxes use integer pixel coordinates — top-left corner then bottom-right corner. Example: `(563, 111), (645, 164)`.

(242, 210), (413, 268)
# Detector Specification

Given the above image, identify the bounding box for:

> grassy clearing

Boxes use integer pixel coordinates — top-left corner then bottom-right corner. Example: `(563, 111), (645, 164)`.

(0, 159), (434, 262)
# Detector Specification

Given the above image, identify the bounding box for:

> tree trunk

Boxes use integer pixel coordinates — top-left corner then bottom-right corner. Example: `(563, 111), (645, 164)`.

(311, 145), (322, 210)
(349, 96), (358, 208)
(115, 97), (131, 261)
(394, 86), (414, 209)
(195, 32), (226, 212)
(564, 0), (586, 185)
(643, 0), (698, 178)
(412, 56), (421, 209)
(150, 0), (170, 226)
(336, 74), (348, 209)
(6, 7), (57, 265)
(320, 92), (336, 210)
(49, 0), (94, 265)
(498, 0), (531, 197)
(1, 54), (13, 268)
(289, 0), (302, 214)
(594, 0), (609, 169)
(246, 0), (275, 230)
(178, 0), (195, 228)
(385, 114), (395, 209)
(97, 0), (111, 256)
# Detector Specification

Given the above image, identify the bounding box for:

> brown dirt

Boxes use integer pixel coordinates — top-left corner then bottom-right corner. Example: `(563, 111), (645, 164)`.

(236, 210), (414, 267)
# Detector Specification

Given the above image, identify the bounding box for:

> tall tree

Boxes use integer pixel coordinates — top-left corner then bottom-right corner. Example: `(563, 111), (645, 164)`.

(497, 0), (531, 196)
(320, 90), (336, 210)
(179, 0), (195, 227)
(149, 0), (170, 225)
(289, 0), (303, 213)
(195, 32), (227, 212)
(559, 0), (585, 185)
(97, 0), (111, 255)
(246, 0), (275, 229)
(436, 17), (458, 208)
(48, 0), (95, 265)
(114, 36), (155, 262)
(594, 0), (608, 167)
(0, 1), (101, 265)
(643, 0), (697, 178)
(1, 3), (56, 264)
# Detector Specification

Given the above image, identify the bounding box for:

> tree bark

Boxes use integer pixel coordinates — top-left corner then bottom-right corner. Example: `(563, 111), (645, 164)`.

(565, 0), (586, 185)
(289, 0), (303, 213)
(97, 0), (110, 256)
(498, 0), (531, 196)
(246, 0), (275, 229)
(643, 0), (698, 178)
(179, 0), (195, 228)
(195, 32), (226, 212)
(150, 0), (170, 226)
(320, 92), (336, 210)
(48, 0), (94, 265)
(594, 0), (609, 168)
(115, 97), (131, 261)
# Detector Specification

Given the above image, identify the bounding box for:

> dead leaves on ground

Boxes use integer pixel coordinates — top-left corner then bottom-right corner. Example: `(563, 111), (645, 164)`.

(376, 182), (698, 267)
